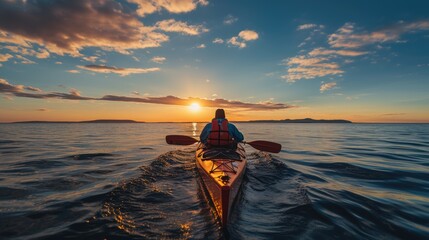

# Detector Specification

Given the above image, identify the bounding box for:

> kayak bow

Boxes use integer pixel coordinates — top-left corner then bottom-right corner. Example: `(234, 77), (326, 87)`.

(195, 143), (247, 227)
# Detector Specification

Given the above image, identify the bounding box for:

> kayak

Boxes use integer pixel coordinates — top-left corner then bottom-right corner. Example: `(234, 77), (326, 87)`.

(195, 143), (247, 227)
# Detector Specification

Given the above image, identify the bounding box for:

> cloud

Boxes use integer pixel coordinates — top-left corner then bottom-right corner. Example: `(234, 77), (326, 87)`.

(128, 0), (208, 17)
(151, 56), (166, 64)
(297, 24), (317, 30)
(212, 38), (224, 44)
(0, 78), (24, 92)
(3, 46), (50, 59)
(36, 108), (48, 112)
(0, 79), (293, 111)
(320, 82), (337, 92)
(309, 48), (368, 57)
(25, 86), (42, 92)
(83, 56), (98, 63)
(238, 30), (259, 41)
(228, 37), (246, 48)
(69, 88), (81, 96)
(329, 20), (429, 48)
(224, 15), (238, 25)
(77, 65), (160, 76)
(281, 56), (343, 82)
(0, 0), (170, 57)
(196, 44), (206, 48)
(15, 55), (35, 64)
(67, 70), (80, 74)
(100, 95), (292, 110)
(155, 19), (209, 35)
(228, 30), (259, 48)
(0, 53), (13, 62)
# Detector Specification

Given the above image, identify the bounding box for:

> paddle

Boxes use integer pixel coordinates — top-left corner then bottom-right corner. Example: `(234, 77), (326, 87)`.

(243, 140), (282, 153)
(165, 135), (282, 153)
(166, 135), (198, 145)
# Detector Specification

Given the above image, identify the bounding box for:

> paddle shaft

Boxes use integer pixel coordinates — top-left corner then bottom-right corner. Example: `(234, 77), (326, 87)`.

(166, 135), (282, 153)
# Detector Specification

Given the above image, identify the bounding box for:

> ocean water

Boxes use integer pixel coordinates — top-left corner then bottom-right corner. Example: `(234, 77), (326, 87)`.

(0, 123), (428, 240)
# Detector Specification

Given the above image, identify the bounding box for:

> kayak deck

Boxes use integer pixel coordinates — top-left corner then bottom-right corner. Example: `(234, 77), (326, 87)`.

(195, 143), (247, 227)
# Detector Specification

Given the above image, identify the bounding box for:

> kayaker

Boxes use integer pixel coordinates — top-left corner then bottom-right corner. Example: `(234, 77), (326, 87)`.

(200, 109), (244, 148)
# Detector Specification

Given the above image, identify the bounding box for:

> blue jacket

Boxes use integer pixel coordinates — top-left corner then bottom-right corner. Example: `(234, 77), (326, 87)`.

(200, 118), (244, 144)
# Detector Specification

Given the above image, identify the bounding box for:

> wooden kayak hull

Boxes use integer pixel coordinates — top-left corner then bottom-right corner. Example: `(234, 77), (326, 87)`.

(195, 143), (246, 227)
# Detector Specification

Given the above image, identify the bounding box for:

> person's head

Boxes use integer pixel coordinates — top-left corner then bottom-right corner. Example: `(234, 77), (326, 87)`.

(215, 109), (226, 119)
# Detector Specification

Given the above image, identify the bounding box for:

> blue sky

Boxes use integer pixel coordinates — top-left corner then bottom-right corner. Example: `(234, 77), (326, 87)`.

(1, 0), (428, 122)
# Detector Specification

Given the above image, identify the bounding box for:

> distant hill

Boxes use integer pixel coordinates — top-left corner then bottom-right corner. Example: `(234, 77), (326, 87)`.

(11, 118), (351, 124)
(248, 118), (352, 123)
(80, 119), (141, 123)
(13, 119), (144, 123)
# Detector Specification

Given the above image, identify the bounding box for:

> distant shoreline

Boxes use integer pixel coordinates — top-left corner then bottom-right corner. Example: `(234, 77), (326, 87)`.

(7, 118), (352, 124)
(2, 118), (428, 124)
(10, 119), (144, 124)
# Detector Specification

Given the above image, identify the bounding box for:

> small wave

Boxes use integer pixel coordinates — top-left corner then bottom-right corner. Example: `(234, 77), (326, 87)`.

(0, 186), (30, 200)
(70, 153), (114, 160)
(308, 162), (395, 180)
(140, 147), (154, 150)
(0, 140), (18, 144)
(84, 169), (115, 175)
(14, 159), (67, 169)
(22, 177), (89, 192)
(77, 150), (223, 239)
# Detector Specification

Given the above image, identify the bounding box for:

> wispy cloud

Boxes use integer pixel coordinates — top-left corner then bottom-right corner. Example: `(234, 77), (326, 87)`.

(15, 55), (35, 64)
(284, 21), (426, 83)
(309, 48), (368, 57)
(0, 53), (13, 62)
(228, 30), (259, 48)
(67, 70), (80, 74)
(320, 82), (337, 92)
(224, 15), (238, 25)
(77, 65), (160, 76)
(0, 79), (293, 111)
(128, 0), (208, 17)
(155, 19), (209, 35)
(297, 24), (318, 30)
(0, 79), (41, 94)
(329, 20), (429, 48)
(213, 38), (224, 44)
(151, 56), (166, 64)
(281, 56), (343, 82)
(69, 88), (81, 97)
(82, 56), (98, 63)
(25, 86), (42, 92)
(3, 46), (50, 59)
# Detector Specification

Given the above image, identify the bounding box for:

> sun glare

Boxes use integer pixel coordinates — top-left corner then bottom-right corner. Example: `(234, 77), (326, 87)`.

(189, 102), (201, 112)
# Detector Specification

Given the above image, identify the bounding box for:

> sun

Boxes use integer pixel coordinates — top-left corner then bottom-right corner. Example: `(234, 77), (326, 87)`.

(189, 102), (201, 112)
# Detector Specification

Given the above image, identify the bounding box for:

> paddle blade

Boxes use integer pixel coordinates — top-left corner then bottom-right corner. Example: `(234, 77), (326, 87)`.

(166, 135), (198, 145)
(247, 140), (282, 153)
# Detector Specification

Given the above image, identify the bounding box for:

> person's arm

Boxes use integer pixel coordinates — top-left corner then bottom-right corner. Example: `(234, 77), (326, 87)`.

(228, 123), (244, 142)
(200, 123), (211, 143)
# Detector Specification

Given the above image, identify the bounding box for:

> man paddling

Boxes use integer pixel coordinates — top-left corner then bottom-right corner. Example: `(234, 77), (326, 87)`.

(200, 109), (244, 148)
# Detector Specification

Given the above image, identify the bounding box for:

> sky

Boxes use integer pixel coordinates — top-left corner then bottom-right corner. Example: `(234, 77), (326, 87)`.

(0, 0), (428, 123)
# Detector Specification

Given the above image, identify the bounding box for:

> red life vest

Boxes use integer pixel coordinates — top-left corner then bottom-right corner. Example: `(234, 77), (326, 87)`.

(207, 119), (233, 147)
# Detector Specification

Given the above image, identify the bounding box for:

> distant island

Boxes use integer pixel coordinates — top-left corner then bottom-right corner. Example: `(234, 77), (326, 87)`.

(247, 118), (352, 123)
(10, 118), (351, 124)
(13, 119), (144, 123)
